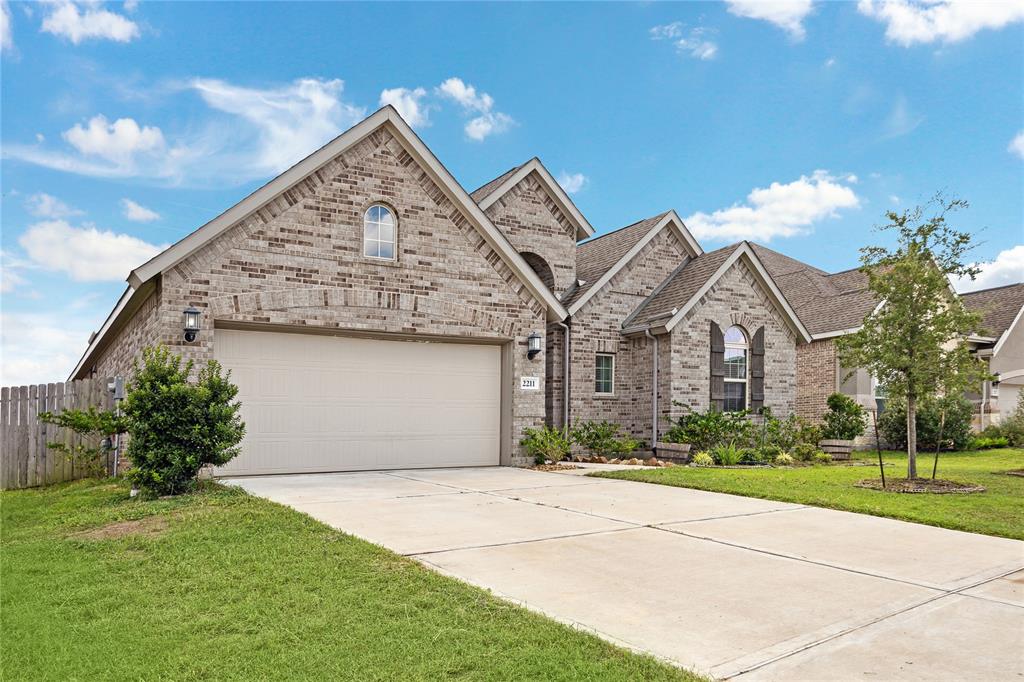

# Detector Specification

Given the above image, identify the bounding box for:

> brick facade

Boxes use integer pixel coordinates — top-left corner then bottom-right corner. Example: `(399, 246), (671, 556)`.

(668, 259), (798, 419)
(76, 110), (806, 470)
(90, 126), (548, 465)
(567, 229), (690, 442)
(482, 172), (578, 296)
(795, 338), (837, 421)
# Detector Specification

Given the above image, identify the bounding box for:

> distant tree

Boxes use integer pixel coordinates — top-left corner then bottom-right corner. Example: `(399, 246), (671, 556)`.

(836, 196), (988, 479)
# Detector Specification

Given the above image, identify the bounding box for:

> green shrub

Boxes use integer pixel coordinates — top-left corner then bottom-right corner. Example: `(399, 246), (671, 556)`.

(737, 447), (764, 465)
(758, 444), (784, 462)
(773, 453), (795, 466)
(520, 424), (572, 465)
(812, 451), (833, 465)
(691, 451), (715, 467)
(572, 420), (641, 458)
(821, 393), (866, 440)
(990, 391), (1024, 447)
(877, 394), (974, 450)
(663, 405), (754, 451)
(969, 436), (1009, 450)
(790, 442), (820, 462)
(122, 346), (245, 496)
(38, 405), (127, 477)
(755, 408), (821, 451)
(711, 444), (743, 466)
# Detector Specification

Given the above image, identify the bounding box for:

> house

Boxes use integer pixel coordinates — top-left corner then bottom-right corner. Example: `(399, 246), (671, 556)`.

(70, 106), (810, 475)
(963, 283), (1024, 428)
(755, 244), (1024, 429)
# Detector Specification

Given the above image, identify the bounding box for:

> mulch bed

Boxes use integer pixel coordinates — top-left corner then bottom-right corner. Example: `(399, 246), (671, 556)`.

(531, 463), (580, 472)
(855, 478), (986, 494)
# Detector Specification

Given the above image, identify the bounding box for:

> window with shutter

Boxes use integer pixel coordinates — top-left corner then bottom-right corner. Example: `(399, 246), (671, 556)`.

(710, 322), (725, 411)
(750, 326), (765, 413)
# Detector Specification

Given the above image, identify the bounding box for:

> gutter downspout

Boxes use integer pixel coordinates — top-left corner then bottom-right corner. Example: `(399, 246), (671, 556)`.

(556, 320), (571, 429)
(645, 330), (659, 449)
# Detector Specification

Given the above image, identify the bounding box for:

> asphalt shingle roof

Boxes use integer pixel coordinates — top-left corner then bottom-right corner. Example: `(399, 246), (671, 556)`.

(751, 243), (879, 336)
(963, 282), (1024, 339)
(626, 243), (741, 327)
(469, 164), (524, 203)
(562, 212), (669, 307)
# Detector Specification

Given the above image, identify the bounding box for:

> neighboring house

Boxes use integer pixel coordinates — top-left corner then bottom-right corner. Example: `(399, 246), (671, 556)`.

(963, 283), (1024, 428)
(755, 244), (1024, 430)
(70, 106), (809, 475)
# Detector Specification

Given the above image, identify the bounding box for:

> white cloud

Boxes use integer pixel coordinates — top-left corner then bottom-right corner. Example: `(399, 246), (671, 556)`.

(649, 21), (685, 40)
(726, 0), (814, 40)
(1, 0), (13, 53)
(26, 193), (82, 219)
(0, 250), (30, 294)
(684, 170), (860, 242)
(845, 174), (859, 183)
(190, 77), (365, 174)
(379, 87), (430, 128)
(889, 194), (901, 204)
(824, 57), (837, 67)
(857, 0), (1024, 46)
(120, 198), (159, 222)
(124, 0), (139, 11)
(63, 114), (165, 164)
(464, 112), (513, 142)
(650, 22), (718, 59)
(953, 245), (1024, 293)
(5, 77), (364, 185)
(41, 1), (140, 44)
(19, 219), (166, 282)
(1009, 131), (1024, 160)
(0, 309), (102, 385)
(437, 77), (514, 141)
(557, 171), (588, 194)
(882, 95), (923, 138)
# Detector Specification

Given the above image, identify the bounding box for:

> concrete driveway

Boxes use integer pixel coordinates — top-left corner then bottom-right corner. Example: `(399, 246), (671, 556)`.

(226, 466), (1024, 680)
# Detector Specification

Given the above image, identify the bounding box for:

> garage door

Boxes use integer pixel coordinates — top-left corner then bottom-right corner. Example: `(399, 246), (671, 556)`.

(214, 329), (501, 476)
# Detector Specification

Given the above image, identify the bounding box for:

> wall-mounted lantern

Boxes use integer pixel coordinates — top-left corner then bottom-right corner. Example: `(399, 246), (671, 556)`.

(183, 307), (201, 343)
(527, 331), (542, 359)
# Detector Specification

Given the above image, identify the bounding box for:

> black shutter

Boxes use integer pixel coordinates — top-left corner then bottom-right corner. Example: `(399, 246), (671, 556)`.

(750, 326), (765, 412)
(710, 322), (725, 411)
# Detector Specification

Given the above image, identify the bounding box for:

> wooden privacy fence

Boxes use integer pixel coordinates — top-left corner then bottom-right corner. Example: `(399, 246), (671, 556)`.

(1, 378), (114, 490)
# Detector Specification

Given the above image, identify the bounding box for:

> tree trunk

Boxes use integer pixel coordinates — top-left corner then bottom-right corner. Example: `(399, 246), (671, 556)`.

(907, 393), (918, 479)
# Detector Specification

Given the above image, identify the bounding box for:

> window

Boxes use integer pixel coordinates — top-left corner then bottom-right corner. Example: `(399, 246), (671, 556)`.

(723, 325), (747, 412)
(363, 204), (395, 260)
(595, 354), (615, 394)
(871, 375), (887, 414)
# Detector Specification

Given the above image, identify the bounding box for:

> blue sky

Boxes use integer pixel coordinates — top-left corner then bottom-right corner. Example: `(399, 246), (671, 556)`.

(2, 0), (1022, 384)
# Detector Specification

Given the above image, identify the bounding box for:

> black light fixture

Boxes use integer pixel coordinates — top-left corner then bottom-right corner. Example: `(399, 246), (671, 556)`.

(527, 331), (542, 359)
(183, 306), (201, 342)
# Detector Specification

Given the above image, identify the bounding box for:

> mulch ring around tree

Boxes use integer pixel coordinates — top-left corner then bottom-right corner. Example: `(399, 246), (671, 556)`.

(855, 478), (986, 494)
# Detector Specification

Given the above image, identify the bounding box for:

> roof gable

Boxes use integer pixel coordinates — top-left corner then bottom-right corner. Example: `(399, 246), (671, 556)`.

(624, 242), (811, 343)
(127, 106), (568, 322)
(963, 282), (1024, 341)
(472, 158), (595, 240)
(566, 210), (703, 314)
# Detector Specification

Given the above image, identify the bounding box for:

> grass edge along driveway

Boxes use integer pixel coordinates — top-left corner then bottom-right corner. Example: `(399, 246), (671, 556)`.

(1, 479), (700, 681)
(592, 448), (1024, 541)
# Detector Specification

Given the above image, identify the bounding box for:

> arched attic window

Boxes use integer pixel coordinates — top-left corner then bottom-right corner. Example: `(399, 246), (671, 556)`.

(520, 251), (555, 291)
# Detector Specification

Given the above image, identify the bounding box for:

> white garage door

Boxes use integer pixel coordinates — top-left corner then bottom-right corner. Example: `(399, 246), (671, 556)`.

(214, 329), (501, 476)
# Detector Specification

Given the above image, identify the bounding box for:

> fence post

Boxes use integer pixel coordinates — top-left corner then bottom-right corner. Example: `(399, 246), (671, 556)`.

(1, 386), (9, 490)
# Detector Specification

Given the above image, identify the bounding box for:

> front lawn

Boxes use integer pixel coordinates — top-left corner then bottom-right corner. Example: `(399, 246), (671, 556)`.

(593, 448), (1024, 540)
(1, 480), (696, 681)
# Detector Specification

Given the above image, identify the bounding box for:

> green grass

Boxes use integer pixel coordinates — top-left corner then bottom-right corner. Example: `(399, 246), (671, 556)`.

(1, 480), (698, 681)
(593, 448), (1024, 540)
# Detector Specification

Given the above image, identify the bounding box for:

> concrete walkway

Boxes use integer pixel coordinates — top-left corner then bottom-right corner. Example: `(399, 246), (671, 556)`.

(225, 466), (1024, 680)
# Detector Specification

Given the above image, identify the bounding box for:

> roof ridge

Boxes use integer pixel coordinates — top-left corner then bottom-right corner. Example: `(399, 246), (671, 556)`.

(578, 211), (669, 247)
(961, 281), (1024, 296)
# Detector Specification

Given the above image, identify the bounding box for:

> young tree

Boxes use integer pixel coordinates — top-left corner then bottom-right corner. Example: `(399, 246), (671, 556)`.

(836, 196), (988, 479)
